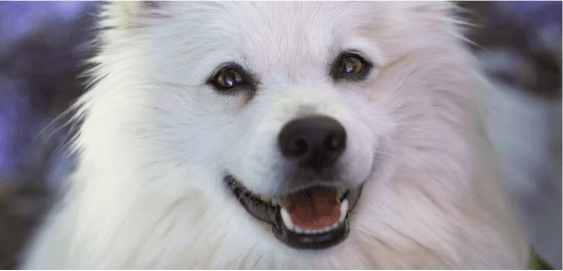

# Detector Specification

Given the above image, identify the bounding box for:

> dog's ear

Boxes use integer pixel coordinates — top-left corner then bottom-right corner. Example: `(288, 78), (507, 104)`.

(103, 1), (167, 30)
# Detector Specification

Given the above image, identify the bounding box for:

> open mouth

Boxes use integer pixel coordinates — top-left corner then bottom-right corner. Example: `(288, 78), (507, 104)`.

(225, 175), (363, 249)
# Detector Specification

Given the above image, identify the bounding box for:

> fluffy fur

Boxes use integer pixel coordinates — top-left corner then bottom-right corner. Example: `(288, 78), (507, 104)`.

(21, 2), (528, 269)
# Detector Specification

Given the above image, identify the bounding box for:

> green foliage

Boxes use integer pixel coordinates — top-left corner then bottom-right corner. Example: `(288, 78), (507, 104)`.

(530, 249), (553, 270)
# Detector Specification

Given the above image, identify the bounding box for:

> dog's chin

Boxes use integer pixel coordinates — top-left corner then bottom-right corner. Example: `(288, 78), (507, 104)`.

(224, 175), (364, 250)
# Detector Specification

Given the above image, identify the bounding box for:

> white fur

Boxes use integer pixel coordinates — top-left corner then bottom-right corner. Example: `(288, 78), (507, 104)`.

(21, 2), (528, 269)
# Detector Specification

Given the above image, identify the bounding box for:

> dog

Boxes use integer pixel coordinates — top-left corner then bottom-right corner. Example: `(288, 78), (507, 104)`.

(21, 2), (528, 269)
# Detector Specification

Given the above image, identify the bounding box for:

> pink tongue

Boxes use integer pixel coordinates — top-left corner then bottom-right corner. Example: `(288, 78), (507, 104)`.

(286, 191), (341, 230)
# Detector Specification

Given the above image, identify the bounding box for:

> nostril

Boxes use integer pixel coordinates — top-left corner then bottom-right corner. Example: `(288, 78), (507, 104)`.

(289, 138), (309, 157)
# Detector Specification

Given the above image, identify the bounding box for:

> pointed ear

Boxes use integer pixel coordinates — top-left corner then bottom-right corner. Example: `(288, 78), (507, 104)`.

(103, 1), (167, 30)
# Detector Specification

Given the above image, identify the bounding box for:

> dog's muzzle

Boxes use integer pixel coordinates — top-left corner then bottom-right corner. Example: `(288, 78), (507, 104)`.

(225, 116), (366, 250)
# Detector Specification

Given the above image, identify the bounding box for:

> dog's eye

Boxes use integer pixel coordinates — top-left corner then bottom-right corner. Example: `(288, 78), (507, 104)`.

(331, 52), (371, 81)
(338, 56), (365, 75)
(214, 68), (245, 88)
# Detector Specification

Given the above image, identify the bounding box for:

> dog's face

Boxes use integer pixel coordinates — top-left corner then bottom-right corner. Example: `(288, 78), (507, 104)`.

(83, 1), (469, 258)
(143, 2), (393, 249)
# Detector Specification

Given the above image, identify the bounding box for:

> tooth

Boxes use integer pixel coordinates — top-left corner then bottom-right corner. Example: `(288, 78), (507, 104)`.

(304, 229), (312, 234)
(332, 222), (339, 229)
(339, 199), (348, 223)
(280, 208), (294, 230)
(295, 227), (303, 234)
(323, 226), (331, 232)
(271, 198), (278, 206)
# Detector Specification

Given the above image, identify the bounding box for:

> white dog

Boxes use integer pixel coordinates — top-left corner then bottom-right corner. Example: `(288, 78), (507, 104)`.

(21, 2), (528, 269)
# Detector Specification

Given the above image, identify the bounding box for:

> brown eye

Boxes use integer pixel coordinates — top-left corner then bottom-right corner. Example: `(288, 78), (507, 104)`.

(330, 52), (371, 82)
(339, 56), (364, 74)
(215, 68), (245, 88)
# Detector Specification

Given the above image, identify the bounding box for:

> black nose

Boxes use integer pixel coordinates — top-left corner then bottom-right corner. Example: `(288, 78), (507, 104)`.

(278, 116), (346, 171)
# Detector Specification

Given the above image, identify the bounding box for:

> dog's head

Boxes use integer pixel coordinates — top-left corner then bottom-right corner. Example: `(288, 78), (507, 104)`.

(78, 1), (473, 255)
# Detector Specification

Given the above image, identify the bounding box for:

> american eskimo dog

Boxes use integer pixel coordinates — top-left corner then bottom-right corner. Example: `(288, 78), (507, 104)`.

(21, 2), (528, 269)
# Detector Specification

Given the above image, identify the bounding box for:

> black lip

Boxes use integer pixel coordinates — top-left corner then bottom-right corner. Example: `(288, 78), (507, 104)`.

(272, 204), (350, 249)
(225, 175), (278, 223)
(224, 175), (363, 250)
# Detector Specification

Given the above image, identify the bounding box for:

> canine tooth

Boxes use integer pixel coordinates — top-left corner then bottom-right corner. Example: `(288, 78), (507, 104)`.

(280, 208), (294, 230)
(336, 189), (343, 203)
(295, 227), (303, 234)
(331, 222), (339, 229)
(339, 199), (348, 223)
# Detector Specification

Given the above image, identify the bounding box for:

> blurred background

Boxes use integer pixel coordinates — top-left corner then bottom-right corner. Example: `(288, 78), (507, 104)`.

(0, 1), (560, 269)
